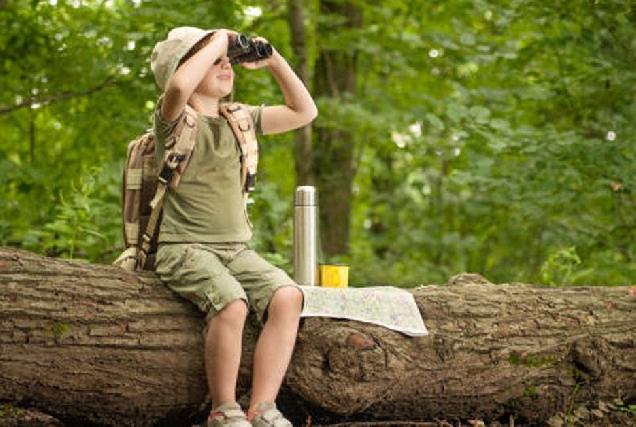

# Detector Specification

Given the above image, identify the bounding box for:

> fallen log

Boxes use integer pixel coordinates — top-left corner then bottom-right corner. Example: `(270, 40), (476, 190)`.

(0, 247), (635, 426)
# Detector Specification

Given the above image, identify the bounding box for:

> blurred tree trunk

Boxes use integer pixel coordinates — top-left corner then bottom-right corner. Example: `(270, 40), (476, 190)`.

(313, 0), (362, 257)
(1, 248), (635, 427)
(288, 0), (315, 187)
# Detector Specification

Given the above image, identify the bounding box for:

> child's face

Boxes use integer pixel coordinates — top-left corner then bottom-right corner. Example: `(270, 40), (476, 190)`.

(198, 56), (234, 98)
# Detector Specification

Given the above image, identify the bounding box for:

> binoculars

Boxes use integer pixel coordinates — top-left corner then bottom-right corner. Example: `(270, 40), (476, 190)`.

(227, 34), (273, 64)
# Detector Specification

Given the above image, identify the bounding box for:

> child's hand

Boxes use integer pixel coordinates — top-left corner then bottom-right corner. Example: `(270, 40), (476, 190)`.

(211, 29), (232, 42)
(239, 37), (277, 70)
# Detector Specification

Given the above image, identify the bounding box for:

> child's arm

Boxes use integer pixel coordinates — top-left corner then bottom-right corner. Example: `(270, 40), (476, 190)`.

(160, 30), (230, 122)
(244, 45), (318, 134)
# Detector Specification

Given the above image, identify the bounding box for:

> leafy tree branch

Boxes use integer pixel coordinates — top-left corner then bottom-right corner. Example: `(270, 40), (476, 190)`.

(0, 76), (120, 115)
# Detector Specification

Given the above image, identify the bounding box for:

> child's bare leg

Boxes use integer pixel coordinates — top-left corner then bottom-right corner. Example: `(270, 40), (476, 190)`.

(248, 286), (303, 413)
(205, 299), (248, 409)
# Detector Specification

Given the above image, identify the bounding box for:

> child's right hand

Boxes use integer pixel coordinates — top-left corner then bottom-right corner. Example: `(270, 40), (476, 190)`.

(211, 29), (230, 43)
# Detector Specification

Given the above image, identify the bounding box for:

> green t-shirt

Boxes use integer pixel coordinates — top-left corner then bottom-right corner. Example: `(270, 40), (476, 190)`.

(153, 102), (262, 244)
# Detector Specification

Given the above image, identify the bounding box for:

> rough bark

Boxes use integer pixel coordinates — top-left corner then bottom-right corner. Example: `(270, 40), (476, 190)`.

(288, 0), (315, 187)
(1, 247), (635, 427)
(313, 0), (362, 256)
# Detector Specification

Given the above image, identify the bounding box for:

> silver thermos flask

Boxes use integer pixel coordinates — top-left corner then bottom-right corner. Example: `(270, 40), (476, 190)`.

(294, 186), (318, 286)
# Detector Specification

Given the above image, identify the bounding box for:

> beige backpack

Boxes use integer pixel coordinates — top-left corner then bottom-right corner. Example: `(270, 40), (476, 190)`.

(113, 103), (259, 271)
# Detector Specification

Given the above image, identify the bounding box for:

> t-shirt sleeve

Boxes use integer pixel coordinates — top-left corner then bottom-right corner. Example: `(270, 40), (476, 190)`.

(153, 98), (186, 164)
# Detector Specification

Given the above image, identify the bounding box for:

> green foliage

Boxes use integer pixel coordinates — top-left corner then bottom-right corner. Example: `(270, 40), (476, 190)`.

(345, 0), (636, 286)
(0, 403), (25, 418)
(1, 0), (635, 287)
(621, 404), (636, 417)
(248, 177), (296, 276)
(539, 246), (596, 286)
(24, 165), (121, 262)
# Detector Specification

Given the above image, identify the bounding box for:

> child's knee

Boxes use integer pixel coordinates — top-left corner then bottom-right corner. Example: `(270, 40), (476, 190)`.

(207, 298), (248, 325)
(220, 298), (249, 318)
(271, 286), (303, 313)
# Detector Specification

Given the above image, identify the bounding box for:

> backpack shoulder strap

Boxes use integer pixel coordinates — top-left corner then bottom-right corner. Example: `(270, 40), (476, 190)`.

(139, 105), (198, 269)
(219, 103), (259, 193)
(164, 104), (198, 188)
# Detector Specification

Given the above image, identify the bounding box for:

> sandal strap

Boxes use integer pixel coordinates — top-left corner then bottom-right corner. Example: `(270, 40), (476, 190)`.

(250, 403), (292, 427)
(260, 408), (283, 423)
(209, 403), (250, 427)
(211, 409), (246, 420)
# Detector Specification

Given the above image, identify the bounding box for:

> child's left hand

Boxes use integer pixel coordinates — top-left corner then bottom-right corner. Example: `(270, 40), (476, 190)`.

(239, 37), (278, 70)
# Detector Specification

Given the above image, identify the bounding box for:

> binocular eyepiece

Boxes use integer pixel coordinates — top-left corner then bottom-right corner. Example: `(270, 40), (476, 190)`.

(227, 34), (273, 65)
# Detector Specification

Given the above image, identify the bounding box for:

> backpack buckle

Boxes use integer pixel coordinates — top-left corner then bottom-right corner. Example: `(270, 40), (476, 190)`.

(158, 152), (186, 184)
(244, 173), (257, 193)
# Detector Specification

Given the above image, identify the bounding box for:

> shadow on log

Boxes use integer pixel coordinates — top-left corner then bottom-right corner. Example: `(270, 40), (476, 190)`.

(1, 247), (635, 426)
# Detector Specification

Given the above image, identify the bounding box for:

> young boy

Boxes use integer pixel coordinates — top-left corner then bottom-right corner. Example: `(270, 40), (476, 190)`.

(150, 27), (318, 427)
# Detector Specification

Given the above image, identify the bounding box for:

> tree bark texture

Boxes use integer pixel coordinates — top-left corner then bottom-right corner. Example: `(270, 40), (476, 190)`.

(313, 0), (362, 257)
(1, 248), (635, 427)
(288, 0), (315, 187)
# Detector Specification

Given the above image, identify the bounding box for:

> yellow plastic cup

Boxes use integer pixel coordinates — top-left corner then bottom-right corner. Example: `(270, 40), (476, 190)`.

(319, 264), (349, 288)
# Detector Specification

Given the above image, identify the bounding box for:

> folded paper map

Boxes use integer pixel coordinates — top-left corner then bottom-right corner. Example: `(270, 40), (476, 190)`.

(300, 285), (428, 337)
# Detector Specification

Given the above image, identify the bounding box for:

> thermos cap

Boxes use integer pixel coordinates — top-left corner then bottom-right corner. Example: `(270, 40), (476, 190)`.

(295, 186), (317, 206)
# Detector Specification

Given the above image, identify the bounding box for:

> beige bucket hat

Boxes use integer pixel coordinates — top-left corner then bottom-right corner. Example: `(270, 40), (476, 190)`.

(150, 26), (216, 90)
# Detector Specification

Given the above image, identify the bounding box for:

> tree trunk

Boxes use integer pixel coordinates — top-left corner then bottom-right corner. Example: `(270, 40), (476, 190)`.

(313, 0), (362, 257)
(288, 0), (315, 187)
(1, 248), (635, 427)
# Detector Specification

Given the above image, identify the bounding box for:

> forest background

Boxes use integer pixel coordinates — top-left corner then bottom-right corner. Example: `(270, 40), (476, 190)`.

(1, 0), (635, 288)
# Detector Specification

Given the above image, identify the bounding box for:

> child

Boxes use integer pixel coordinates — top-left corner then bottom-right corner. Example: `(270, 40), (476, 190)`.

(150, 26), (318, 427)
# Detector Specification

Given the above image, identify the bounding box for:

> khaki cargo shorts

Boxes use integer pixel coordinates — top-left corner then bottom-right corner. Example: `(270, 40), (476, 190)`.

(155, 242), (298, 323)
